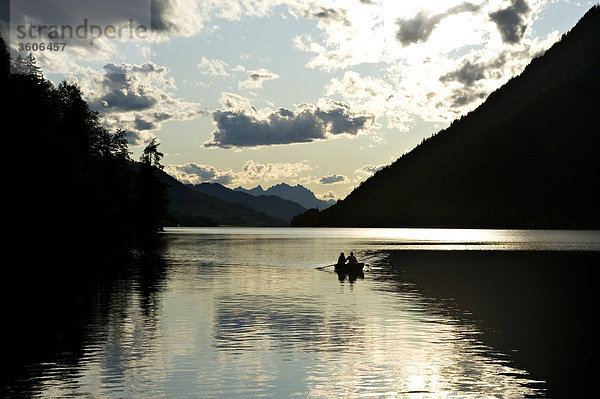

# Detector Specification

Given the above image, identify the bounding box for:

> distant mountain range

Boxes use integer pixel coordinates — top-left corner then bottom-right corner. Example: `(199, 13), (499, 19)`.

(187, 183), (306, 223)
(158, 171), (287, 226)
(234, 183), (336, 210)
(160, 173), (334, 226)
(292, 6), (600, 229)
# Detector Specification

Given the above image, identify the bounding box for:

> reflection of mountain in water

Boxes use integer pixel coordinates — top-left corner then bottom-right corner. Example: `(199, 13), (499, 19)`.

(372, 250), (600, 398)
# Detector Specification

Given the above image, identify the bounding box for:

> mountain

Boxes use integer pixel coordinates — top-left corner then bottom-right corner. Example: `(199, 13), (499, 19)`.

(292, 6), (600, 229)
(234, 183), (336, 210)
(187, 183), (306, 223)
(158, 171), (286, 226)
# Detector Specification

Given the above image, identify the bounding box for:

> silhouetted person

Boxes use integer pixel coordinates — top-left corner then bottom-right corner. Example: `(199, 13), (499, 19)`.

(337, 252), (346, 265)
(347, 252), (358, 264)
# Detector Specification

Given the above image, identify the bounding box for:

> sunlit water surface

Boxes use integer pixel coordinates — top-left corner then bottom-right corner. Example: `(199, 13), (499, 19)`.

(11, 228), (600, 398)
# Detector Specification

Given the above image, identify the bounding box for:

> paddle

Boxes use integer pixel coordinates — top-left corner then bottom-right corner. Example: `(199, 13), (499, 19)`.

(315, 264), (338, 270)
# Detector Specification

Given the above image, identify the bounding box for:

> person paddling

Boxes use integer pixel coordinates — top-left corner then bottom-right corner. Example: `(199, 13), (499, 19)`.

(337, 252), (347, 266)
(347, 251), (358, 264)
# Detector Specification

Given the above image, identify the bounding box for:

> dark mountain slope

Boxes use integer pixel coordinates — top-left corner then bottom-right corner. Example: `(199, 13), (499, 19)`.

(158, 171), (286, 226)
(188, 183), (306, 223)
(293, 6), (600, 228)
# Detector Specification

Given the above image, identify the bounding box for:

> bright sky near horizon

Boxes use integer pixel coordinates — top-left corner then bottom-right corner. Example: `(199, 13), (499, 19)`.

(4, 0), (596, 200)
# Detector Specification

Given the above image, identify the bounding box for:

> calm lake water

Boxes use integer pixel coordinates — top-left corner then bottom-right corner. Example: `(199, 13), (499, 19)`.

(4, 228), (600, 398)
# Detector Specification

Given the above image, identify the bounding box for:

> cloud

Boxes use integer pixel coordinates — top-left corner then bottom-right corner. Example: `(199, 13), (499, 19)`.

(319, 174), (347, 184)
(239, 160), (311, 182)
(396, 2), (483, 46)
(165, 160), (311, 185)
(165, 163), (236, 185)
(317, 191), (337, 201)
(325, 71), (395, 123)
(198, 57), (230, 76)
(447, 86), (488, 108)
(80, 61), (207, 145)
(355, 164), (385, 175)
(7, 0), (204, 50)
(205, 97), (376, 148)
(238, 68), (279, 89)
(395, 10), (445, 46)
(219, 92), (254, 110)
(439, 53), (510, 86)
(308, 7), (351, 27)
(437, 46), (540, 112)
(489, 0), (530, 44)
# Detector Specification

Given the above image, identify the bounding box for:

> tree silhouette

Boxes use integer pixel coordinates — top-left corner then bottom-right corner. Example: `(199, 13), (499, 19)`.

(140, 138), (164, 170)
(135, 138), (169, 236)
(1, 33), (170, 269)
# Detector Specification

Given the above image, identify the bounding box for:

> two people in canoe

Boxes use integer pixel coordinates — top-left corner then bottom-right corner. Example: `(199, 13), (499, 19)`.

(337, 251), (358, 266)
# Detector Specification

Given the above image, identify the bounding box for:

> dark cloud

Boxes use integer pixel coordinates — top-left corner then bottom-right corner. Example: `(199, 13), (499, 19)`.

(83, 61), (206, 144)
(7, 0), (191, 48)
(440, 60), (486, 86)
(396, 2), (483, 46)
(134, 116), (156, 131)
(310, 7), (351, 26)
(320, 174), (346, 184)
(248, 70), (277, 81)
(92, 62), (164, 112)
(440, 53), (508, 86)
(439, 49), (536, 88)
(396, 11), (444, 46)
(205, 100), (375, 148)
(150, 0), (173, 32)
(449, 87), (487, 108)
(489, 0), (530, 44)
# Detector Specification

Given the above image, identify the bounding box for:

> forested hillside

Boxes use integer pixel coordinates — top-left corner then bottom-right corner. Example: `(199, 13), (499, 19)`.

(292, 6), (600, 229)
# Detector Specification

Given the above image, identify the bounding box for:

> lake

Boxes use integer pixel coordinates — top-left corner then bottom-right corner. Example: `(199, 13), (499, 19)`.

(4, 228), (599, 398)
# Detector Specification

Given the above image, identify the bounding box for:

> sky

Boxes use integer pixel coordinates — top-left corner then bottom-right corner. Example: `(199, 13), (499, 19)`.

(3, 0), (597, 200)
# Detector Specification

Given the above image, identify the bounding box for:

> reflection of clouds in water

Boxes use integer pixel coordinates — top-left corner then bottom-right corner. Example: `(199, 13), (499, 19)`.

(213, 294), (363, 352)
(23, 232), (554, 398)
(211, 284), (541, 398)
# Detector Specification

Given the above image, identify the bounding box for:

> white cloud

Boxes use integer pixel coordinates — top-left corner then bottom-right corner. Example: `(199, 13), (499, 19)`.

(239, 160), (312, 182)
(316, 190), (337, 200)
(238, 68), (279, 89)
(164, 163), (237, 185)
(198, 57), (230, 76)
(166, 160), (312, 185)
(288, 0), (557, 125)
(355, 164), (386, 175)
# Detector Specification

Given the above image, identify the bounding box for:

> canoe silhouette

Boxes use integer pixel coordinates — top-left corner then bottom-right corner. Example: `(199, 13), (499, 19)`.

(334, 262), (364, 273)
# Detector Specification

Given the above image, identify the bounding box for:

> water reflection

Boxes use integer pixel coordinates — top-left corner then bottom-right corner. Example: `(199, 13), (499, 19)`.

(5, 228), (598, 398)
(372, 250), (600, 397)
(336, 269), (365, 283)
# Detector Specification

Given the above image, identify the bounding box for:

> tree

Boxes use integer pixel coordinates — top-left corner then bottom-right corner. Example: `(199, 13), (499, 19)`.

(12, 53), (43, 80)
(140, 138), (164, 169)
(135, 139), (169, 236)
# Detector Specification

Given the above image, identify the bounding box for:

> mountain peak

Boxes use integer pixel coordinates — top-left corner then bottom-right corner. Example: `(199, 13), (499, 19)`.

(235, 183), (336, 210)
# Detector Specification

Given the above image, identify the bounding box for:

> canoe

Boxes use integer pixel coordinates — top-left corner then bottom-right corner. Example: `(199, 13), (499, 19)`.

(334, 262), (364, 273)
